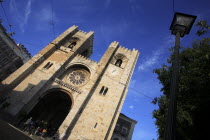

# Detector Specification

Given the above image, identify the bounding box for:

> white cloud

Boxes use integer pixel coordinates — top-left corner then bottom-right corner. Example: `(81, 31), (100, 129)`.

(10, 0), (33, 32)
(129, 105), (134, 109)
(138, 35), (175, 72)
(138, 50), (161, 71)
(164, 35), (175, 47)
(22, 0), (32, 31)
(39, 8), (52, 23)
(34, 6), (58, 31)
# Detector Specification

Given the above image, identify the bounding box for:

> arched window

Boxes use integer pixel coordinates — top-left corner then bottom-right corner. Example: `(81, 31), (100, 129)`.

(68, 42), (76, 49)
(115, 59), (122, 67)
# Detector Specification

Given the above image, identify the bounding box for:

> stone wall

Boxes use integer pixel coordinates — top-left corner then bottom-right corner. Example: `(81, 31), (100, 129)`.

(0, 26), (139, 140)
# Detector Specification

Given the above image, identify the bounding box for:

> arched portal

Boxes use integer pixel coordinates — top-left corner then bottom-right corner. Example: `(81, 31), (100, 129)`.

(27, 89), (72, 133)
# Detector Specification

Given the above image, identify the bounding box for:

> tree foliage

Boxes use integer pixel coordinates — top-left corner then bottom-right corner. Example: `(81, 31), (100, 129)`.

(152, 21), (210, 140)
(196, 20), (210, 36)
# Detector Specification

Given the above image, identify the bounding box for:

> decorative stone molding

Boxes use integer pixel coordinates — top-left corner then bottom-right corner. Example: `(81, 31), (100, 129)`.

(54, 78), (81, 94)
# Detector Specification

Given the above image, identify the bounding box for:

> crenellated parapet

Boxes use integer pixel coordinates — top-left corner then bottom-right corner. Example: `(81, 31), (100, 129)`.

(111, 41), (119, 47)
(74, 54), (98, 65)
(77, 30), (87, 36)
(89, 31), (94, 55)
(132, 48), (139, 55)
(118, 46), (132, 55)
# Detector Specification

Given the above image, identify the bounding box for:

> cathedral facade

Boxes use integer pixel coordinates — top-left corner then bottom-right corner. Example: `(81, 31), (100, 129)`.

(0, 26), (139, 140)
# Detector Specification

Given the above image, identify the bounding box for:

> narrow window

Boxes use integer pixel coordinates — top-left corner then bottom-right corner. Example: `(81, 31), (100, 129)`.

(103, 88), (108, 95)
(100, 86), (104, 94)
(99, 86), (108, 96)
(9, 53), (15, 57)
(121, 127), (128, 136)
(47, 63), (53, 69)
(2, 58), (9, 64)
(68, 42), (76, 49)
(43, 62), (50, 69)
(94, 123), (98, 128)
(2, 46), (8, 51)
(43, 62), (53, 69)
(115, 59), (122, 67)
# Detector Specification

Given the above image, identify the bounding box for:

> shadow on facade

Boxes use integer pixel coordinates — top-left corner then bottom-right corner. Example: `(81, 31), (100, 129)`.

(0, 80), (71, 139)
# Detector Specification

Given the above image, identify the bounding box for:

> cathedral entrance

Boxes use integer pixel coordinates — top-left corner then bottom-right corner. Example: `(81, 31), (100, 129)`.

(23, 89), (72, 137)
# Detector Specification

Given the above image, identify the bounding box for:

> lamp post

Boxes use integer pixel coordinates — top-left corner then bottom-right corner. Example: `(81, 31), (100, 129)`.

(164, 12), (197, 140)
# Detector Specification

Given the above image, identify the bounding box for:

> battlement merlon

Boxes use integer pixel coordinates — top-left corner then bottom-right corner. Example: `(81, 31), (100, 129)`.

(75, 54), (98, 65)
(108, 41), (139, 52)
(110, 41), (119, 48)
(132, 48), (140, 56)
(118, 46), (132, 54)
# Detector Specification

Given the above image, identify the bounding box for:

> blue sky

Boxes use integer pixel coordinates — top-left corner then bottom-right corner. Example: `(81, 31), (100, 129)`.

(1, 0), (210, 139)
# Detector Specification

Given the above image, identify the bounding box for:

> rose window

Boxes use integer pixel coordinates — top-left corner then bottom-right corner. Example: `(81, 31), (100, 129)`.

(69, 70), (86, 85)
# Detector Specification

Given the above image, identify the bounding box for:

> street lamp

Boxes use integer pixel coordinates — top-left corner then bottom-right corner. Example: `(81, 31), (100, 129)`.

(164, 12), (197, 140)
(170, 12), (197, 37)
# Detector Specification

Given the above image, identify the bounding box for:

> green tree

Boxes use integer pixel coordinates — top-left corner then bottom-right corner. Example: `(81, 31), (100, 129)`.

(152, 21), (210, 140)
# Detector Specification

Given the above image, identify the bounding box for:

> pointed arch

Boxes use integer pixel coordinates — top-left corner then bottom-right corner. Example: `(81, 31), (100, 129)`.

(111, 53), (128, 68)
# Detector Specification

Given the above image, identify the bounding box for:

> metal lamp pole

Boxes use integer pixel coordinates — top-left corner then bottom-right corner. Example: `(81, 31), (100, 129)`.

(164, 32), (180, 140)
(165, 12), (197, 140)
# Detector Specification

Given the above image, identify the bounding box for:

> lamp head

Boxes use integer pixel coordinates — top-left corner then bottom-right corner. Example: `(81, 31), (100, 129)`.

(170, 12), (197, 37)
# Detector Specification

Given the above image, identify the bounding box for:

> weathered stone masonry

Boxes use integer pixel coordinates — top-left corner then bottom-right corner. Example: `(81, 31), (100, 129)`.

(0, 26), (139, 140)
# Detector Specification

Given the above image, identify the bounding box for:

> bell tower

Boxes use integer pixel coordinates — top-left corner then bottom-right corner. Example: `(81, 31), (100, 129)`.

(64, 41), (139, 140)
(0, 26), (139, 140)
(0, 25), (94, 116)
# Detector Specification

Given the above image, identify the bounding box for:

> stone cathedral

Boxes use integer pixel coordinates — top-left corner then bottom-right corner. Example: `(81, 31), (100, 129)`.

(0, 26), (139, 140)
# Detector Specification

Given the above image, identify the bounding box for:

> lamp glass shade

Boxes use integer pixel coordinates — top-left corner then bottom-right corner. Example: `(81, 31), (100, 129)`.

(176, 15), (193, 27)
(170, 12), (197, 37)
